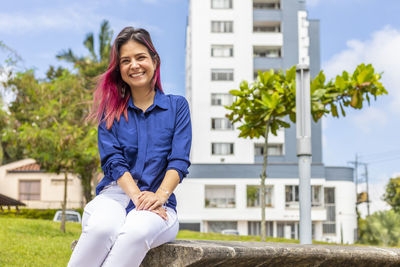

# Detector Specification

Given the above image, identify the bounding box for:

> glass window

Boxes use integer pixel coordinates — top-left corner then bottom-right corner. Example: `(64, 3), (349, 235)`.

(323, 187), (336, 234)
(211, 93), (234, 106)
(205, 185), (236, 208)
(277, 222), (297, 239)
(208, 221), (237, 233)
(211, 21), (233, 33)
(311, 185), (322, 207)
(212, 143), (234, 155)
(211, 0), (233, 9)
(247, 185), (273, 207)
(254, 143), (283, 156)
(285, 185), (299, 207)
(253, 0), (280, 9)
(211, 69), (234, 81)
(253, 22), (281, 33)
(211, 45), (234, 57)
(211, 118), (233, 130)
(253, 46), (282, 58)
(19, 180), (41, 200)
(248, 221), (273, 236)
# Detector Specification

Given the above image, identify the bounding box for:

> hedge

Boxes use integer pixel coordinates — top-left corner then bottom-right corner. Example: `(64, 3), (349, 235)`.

(0, 208), (83, 220)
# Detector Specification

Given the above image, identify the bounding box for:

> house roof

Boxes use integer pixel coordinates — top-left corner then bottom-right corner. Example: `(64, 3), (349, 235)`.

(7, 163), (42, 173)
(0, 194), (26, 206)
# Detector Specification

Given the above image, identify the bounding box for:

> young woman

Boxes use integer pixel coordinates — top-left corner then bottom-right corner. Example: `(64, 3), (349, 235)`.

(68, 27), (191, 267)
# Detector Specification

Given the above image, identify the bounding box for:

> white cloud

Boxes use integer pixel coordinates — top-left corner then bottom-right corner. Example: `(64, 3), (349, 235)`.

(358, 179), (391, 218)
(323, 26), (400, 115)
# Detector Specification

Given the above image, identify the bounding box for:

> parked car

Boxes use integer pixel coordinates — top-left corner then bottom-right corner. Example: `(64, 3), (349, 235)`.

(221, 229), (239, 235)
(53, 210), (82, 223)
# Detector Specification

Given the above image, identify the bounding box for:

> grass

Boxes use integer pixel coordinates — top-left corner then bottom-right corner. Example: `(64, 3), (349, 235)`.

(0, 217), (81, 267)
(0, 217), (339, 266)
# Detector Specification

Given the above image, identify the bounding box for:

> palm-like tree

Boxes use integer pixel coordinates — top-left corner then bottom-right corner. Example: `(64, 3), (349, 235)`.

(57, 20), (113, 78)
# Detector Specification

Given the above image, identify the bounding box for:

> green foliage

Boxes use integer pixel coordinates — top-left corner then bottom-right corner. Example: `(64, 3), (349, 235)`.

(310, 64), (387, 121)
(0, 208), (83, 220)
(358, 210), (400, 246)
(383, 177), (400, 213)
(56, 19), (112, 84)
(226, 64), (387, 141)
(226, 67), (296, 138)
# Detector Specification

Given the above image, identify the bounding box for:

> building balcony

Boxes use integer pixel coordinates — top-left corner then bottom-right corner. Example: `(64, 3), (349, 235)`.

(253, 57), (283, 71)
(253, 9), (281, 22)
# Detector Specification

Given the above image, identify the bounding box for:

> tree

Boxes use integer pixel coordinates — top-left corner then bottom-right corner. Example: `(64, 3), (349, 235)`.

(358, 210), (400, 246)
(226, 64), (387, 241)
(55, 20), (114, 200)
(5, 69), (92, 232)
(56, 19), (112, 83)
(383, 177), (400, 213)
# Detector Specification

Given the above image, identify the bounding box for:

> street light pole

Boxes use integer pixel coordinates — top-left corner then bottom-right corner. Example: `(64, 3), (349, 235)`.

(296, 64), (312, 244)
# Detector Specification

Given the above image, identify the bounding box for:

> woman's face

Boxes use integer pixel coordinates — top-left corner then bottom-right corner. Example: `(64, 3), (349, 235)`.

(119, 40), (156, 91)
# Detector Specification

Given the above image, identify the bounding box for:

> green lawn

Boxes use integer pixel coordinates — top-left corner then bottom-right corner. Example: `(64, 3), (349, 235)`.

(0, 217), (329, 266)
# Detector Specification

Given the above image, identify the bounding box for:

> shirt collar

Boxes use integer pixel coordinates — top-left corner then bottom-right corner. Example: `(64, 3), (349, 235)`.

(127, 88), (169, 111)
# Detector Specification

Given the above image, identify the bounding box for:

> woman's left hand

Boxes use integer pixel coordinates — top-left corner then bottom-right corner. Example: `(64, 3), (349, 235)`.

(136, 191), (166, 210)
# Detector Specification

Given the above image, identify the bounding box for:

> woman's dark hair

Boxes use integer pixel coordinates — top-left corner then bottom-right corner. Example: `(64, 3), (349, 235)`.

(90, 27), (162, 129)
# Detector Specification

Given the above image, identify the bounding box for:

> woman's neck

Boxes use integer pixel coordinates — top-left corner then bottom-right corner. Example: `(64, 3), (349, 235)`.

(130, 87), (156, 112)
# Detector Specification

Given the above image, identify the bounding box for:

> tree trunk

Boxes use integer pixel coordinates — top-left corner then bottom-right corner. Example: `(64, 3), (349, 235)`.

(260, 118), (271, 242)
(60, 171), (68, 232)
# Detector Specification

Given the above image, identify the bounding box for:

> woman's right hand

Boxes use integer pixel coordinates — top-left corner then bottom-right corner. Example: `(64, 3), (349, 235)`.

(150, 206), (168, 221)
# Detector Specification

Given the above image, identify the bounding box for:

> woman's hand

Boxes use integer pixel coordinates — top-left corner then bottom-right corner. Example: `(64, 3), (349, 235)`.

(136, 191), (167, 211)
(150, 206), (168, 221)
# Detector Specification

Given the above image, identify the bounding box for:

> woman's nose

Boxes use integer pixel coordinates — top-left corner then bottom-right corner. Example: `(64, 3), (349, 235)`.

(130, 60), (139, 69)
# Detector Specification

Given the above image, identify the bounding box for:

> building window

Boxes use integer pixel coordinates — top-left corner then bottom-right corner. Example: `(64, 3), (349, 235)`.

(323, 187), (336, 234)
(19, 180), (41, 200)
(211, 0), (233, 9)
(212, 143), (234, 155)
(211, 45), (234, 57)
(253, 22), (281, 33)
(205, 185), (236, 208)
(247, 185), (273, 207)
(248, 221), (273, 236)
(253, 46), (281, 58)
(211, 21), (233, 33)
(277, 222), (298, 239)
(285, 185), (323, 208)
(211, 118), (233, 130)
(180, 223), (201, 232)
(253, 0), (280, 9)
(211, 93), (234, 106)
(208, 221), (237, 233)
(312, 185), (323, 207)
(254, 143), (283, 156)
(285, 185), (299, 207)
(211, 69), (234, 81)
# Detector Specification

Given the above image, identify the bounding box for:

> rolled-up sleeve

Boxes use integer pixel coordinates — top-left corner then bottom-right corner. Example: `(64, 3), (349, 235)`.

(166, 96), (192, 182)
(98, 121), (130, 181)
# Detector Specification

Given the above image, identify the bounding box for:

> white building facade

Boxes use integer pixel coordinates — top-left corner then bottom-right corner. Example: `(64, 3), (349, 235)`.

(179, 0), (357, 244)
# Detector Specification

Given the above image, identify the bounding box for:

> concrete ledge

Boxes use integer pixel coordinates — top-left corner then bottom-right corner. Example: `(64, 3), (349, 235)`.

(140, 239), (400, 267)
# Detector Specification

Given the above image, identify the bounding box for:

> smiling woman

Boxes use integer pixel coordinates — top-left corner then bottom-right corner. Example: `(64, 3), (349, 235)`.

(68, 27), (192, 267)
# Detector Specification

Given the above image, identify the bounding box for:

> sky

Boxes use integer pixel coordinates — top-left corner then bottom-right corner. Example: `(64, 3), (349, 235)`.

(1, 0), (399, 217)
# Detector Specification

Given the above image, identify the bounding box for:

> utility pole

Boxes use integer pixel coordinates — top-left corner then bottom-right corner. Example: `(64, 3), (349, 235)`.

(296, 64), (312, 245)
(362, 163), (370, 216)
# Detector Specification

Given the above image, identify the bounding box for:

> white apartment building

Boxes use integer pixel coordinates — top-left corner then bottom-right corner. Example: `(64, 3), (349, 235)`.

(178, 0), (357, 244)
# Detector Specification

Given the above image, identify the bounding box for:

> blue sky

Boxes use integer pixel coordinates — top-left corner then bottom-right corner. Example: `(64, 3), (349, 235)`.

(1, 0), (399, 215)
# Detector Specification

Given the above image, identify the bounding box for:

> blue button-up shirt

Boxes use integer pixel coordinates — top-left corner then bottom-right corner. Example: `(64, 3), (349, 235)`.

(96, 89), (192, 213)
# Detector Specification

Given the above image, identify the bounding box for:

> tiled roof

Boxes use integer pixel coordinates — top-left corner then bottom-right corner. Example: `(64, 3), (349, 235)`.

(8, 163), (41, 172)
(0, 194), (26, 206)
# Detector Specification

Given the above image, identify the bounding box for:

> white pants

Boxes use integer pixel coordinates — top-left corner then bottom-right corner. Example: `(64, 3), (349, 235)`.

(68, 182), (179, 267)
